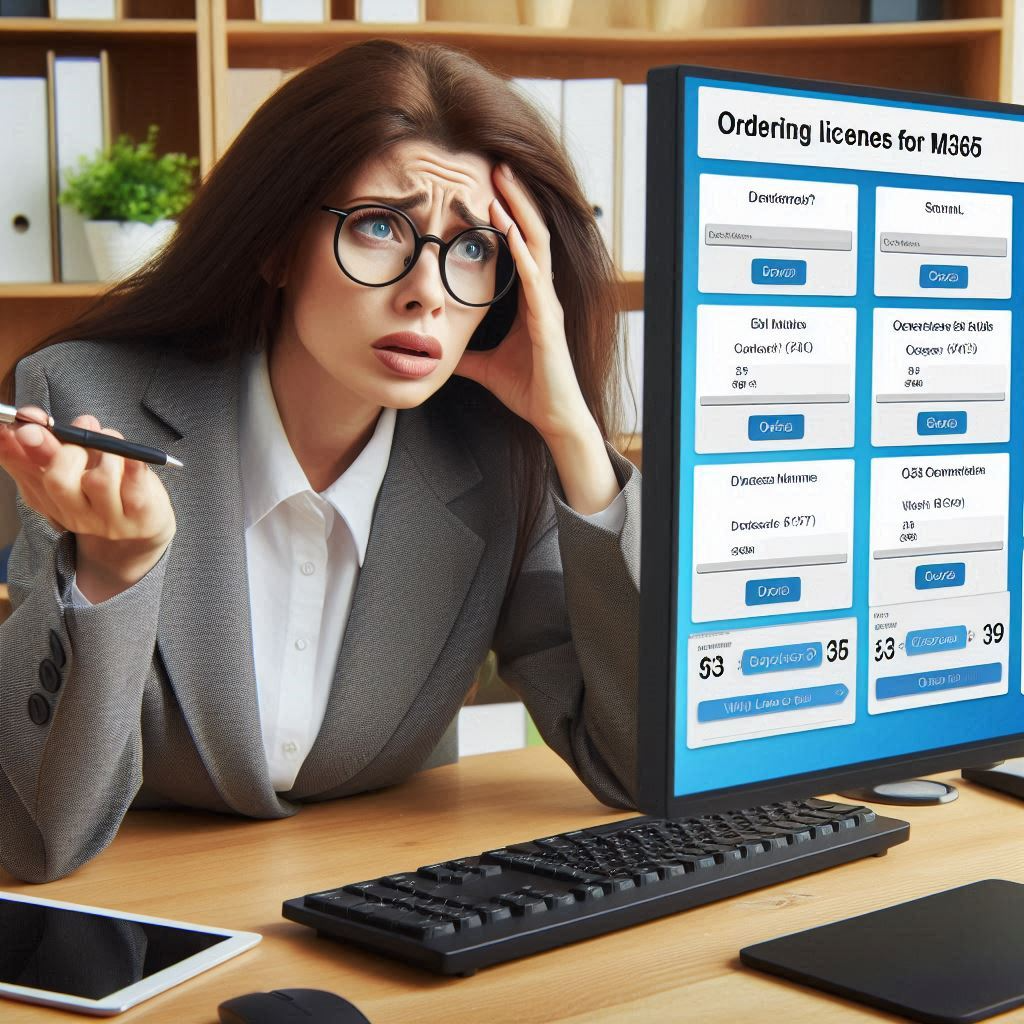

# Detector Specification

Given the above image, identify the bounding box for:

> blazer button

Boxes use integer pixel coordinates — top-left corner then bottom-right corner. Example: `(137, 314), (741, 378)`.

(28, 694), (50, 726)
(39, 658), (61, 693)
(49, 629), (66, 669)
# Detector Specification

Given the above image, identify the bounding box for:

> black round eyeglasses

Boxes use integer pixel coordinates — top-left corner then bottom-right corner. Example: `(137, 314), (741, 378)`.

(320, 203), (517, 308)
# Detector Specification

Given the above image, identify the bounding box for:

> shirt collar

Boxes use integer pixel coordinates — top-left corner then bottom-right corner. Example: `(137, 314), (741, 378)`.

(239, 348), (396, 566)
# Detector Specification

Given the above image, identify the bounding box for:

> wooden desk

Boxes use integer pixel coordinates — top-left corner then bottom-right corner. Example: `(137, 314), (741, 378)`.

(3, 746), (1024, 1023)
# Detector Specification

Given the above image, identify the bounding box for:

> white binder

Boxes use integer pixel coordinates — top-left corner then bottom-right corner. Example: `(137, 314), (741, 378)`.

(511, 77), (562, 137)
(620, 83), (647, 273)
(52, 0), (118, 17)
(0, 77), (54, 283)
(355, 0), (424, 21)
(562, 78), (621, 261)
(620, 309), (644, 436)
(257, 0), (327, 22)
(49, 51), (110, 282)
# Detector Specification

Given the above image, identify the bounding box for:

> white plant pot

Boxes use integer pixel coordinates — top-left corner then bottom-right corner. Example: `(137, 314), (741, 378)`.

(82, 219), (177, 281)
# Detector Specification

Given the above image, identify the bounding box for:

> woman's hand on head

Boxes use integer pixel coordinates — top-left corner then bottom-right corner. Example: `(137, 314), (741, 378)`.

(0, 408), (176, 602)
(454, 162), (596, 445)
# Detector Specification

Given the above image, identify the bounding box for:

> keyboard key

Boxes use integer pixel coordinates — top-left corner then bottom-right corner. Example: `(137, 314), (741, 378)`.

(473, 903), (514, 924)
(379, 908), (457, 940)
(568, 883), (605, 901)
(344, 884), (404, 903)
(305, 891), (363, 917)
(675, 854), (717, 872)
(495, 892), (548, 915)
(653, 862), (690, 879)
(345, 902), (389, 924)
(341, 881), (380, 898)
(469, 863), (504, 877)
(595, 876), (637, 895)
(517, 885), (575, 910)
(380, 874), (420, 890)
(417, 864), (470, 883)
(630, 868), (661, 886)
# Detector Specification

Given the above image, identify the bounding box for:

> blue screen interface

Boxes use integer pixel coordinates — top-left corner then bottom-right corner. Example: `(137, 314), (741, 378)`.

(673, 75), (1024, 797)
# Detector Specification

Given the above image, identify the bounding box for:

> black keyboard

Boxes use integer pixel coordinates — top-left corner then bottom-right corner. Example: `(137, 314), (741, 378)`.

(283, 798), (908, 975)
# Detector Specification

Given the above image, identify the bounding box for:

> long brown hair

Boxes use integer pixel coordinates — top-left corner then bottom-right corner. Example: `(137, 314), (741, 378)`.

(10, 38), (624, 594)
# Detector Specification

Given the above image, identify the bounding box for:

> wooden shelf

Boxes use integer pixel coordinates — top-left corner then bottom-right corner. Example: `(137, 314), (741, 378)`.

(0, 17), (197, 37)
(224, 15), (1002, 55)
(220, 15), (1006, 104)
(0, 284), (109, 299)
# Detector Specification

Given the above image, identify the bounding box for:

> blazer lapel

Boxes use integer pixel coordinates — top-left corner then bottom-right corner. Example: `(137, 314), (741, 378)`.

(289, 402), (485, 796)
(141, 350), (286, 817)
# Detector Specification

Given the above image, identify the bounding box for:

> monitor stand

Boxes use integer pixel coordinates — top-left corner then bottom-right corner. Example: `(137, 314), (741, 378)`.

(840, 761), (1008, 805)
(837, 780), (959, 805)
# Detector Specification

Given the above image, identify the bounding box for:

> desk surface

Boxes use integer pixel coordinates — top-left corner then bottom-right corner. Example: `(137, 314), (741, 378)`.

(3, 745), (1024, 1023)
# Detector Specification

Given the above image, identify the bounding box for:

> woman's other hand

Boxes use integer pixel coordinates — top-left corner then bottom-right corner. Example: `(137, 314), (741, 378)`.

(454, 162), (595, 445)
(0, 408), (176, 603)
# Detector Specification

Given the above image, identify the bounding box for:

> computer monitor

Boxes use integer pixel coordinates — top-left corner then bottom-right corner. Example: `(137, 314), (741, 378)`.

(638, 65), (1024, 820)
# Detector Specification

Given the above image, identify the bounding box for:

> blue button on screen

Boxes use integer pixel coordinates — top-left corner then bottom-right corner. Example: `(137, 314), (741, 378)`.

(919, 264), (968, 289)
(745, 577), (802, 606)
(918, 411), (967, 436)
(906, 625), (968, 656)
(751, 259), (807, 286)
(876, 662), (1001, 700)
(748, 414), (805, 441)
(915, 563), (966, 590)
(698, 683), (849, 722)
(742, 642), (822, 675)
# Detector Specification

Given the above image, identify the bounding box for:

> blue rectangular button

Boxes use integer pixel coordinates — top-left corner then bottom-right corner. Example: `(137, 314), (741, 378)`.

(919, 264), (968, 289)
(751, 259), (807, 286)
(742, 642), (822, 675)
(876, 662), (1001, 700)
(698, 683), (848, 722)
(748, 414), (805, 441)
(745, 577), (802, 606)
(915, 563), (966, 590)
(906, 625), (968, 656)
(918, 411), (967, 436)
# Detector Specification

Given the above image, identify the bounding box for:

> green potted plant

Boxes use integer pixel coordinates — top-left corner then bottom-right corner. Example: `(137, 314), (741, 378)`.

(59, 124), (199, 281)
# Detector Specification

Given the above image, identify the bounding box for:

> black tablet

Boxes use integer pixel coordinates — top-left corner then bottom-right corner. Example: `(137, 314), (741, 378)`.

(741, 879), (1024, 1023)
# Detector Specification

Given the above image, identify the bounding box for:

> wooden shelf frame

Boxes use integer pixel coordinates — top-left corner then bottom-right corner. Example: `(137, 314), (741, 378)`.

(0, 17), (197, 35)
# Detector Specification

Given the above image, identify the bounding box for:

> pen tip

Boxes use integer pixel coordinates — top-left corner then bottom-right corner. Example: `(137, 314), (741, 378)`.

(166, 455), (184, 469)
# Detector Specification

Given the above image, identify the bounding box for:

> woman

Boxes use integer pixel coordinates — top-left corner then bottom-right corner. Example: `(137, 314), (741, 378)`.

(0, 39), (640, 884)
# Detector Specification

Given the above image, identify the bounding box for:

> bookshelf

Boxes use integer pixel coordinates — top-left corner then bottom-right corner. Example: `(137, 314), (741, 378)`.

(0, 0), (1017, 390)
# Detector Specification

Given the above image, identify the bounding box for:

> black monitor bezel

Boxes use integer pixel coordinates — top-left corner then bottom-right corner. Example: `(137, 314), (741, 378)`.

(637, 63), (1024, 820)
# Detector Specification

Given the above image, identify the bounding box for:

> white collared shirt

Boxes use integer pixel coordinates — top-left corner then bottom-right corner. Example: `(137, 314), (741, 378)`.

(70, 349), (626, 794)
(239, 349), (396, 791)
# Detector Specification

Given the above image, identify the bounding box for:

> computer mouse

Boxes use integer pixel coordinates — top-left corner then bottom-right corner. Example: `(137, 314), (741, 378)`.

(218, 987), (371, 1024)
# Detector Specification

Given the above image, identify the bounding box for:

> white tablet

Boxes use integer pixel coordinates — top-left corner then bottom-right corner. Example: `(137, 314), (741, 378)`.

(0, 891), (261, 1016)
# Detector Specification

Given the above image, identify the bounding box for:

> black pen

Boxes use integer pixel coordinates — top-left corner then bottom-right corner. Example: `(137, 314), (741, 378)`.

(0, 403), (183, 470)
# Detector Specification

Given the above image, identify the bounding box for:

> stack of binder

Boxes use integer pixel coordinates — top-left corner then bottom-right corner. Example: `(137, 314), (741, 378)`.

(255, 0), (425, 21)
(0, 51), (110, 283)
(0, 1), (121, 16)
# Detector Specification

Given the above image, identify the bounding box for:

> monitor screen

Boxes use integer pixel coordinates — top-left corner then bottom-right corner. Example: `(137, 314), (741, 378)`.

(639, 66), (1024, 817)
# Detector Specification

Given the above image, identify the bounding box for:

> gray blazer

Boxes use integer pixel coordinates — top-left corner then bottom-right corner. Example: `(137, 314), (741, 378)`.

(0, 340), (640, 883)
